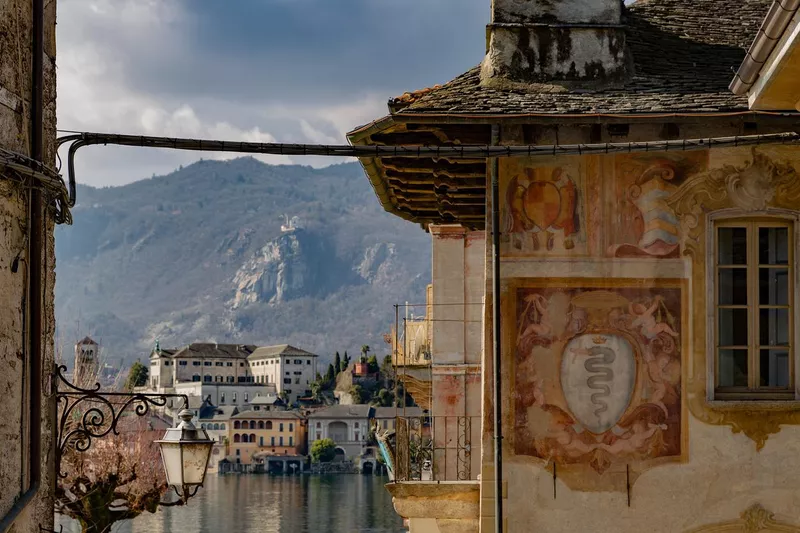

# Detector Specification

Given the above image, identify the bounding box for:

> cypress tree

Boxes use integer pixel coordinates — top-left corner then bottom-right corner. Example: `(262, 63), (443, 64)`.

(334, 351), (342, 375)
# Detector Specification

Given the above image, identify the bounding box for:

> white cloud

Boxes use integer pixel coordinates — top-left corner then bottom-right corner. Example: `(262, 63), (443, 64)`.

(56, 0), (390, 186)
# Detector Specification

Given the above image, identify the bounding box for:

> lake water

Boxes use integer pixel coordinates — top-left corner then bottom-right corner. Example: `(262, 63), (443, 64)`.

(57, 475), (406, 533)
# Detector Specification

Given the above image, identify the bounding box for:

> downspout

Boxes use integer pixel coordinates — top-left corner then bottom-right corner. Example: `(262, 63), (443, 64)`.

(490, 124), (503, 533)
(30, 0), (44, 495)
(730, 0), (800, 94)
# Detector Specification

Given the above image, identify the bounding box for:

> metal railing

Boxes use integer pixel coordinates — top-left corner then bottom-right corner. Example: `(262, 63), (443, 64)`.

(393, 415), (479, 482)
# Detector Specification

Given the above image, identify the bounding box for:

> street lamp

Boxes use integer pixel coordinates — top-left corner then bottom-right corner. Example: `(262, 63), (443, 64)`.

(156, 409), (214, 502)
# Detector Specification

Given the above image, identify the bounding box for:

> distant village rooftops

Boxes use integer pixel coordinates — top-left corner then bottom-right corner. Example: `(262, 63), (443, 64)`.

(308, 404), (373, 419)
(199, 405), (240, 421)
(372, 406), (424, 420)
(248, 344), (317, 360)
(152, 342), (257, 359)
(248, 344), (317, 359)
(231, 409), (304, 420)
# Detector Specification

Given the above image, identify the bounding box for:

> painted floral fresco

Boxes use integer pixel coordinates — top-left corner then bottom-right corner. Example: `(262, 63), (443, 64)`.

(514, 285), (682, 474)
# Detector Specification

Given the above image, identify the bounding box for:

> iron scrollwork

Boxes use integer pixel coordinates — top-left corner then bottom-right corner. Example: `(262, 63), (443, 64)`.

(54, 364), (189, 477)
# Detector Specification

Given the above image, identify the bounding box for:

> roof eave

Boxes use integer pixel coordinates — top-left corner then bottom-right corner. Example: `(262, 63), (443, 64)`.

(730, 0), (800, 95)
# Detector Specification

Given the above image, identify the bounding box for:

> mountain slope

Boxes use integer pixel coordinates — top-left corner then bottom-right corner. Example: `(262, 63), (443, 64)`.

(54, 158), (430, 364)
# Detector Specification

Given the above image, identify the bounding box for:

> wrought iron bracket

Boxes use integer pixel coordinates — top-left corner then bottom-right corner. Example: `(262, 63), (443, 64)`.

(158, 485), (202, 506)
(54, 364), (189, 477)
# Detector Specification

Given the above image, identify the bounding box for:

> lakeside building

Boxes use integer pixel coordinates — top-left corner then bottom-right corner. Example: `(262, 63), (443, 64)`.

(227, 410), (307, 473)
(308, 405), (373, 460)
(347, 0), (800, 531)
(146, 342), (317, 407)
(248, 344), (319, 404)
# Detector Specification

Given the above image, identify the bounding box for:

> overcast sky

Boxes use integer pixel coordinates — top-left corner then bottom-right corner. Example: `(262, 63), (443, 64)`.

(57, 0), (488, 186)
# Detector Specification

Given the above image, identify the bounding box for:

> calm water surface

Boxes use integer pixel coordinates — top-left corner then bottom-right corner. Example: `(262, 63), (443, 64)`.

(58, 475), (405, 533)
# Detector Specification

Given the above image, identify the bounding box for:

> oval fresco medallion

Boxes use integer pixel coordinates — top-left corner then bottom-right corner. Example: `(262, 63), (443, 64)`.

(561, 333), (637, 434)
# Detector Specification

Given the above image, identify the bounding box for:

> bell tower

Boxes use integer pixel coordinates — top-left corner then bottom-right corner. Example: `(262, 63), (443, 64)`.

(74, 336), (99, 388)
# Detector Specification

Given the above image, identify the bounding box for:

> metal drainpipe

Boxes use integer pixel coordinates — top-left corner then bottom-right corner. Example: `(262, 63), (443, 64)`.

(490, 124), (503, 533)
(30, 0), (44, 493)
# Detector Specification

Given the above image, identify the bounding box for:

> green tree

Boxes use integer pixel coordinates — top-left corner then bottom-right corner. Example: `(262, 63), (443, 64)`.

(311, 438), (337, 463)
(349, 384), (365, 404)
(367, 355), (379, 374)
(334, 351), (342, 375)
(124, 361), (148, 391)
(372, 388), (394, 407)
(360, 345), (370, 362)
(326, 363), (335, 383)
(342, 352), (350, 369)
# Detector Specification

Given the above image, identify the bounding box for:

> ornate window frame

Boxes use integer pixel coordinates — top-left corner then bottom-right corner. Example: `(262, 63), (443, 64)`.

(667, 148), (800, 450)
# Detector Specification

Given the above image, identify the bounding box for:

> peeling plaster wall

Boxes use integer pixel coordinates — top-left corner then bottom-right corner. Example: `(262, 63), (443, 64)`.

(0, 0), (57, 531)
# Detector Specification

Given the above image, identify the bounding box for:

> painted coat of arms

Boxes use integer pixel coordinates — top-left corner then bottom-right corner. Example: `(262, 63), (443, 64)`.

(513, 284), (682, 474)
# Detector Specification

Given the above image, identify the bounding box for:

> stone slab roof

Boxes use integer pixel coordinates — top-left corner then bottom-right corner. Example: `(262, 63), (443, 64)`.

(155, 343), (257, 359)
(391, 0), (771, 116)
(232, 409), (305, 420)
(199, 405), (239, 420)
(249, 344), (317, 360)
(307, 404), (374, 419)
(373, 406), (424, 419)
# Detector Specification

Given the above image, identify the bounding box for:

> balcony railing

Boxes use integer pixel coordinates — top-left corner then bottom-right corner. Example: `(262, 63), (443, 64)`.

(388, 415), (479, 482)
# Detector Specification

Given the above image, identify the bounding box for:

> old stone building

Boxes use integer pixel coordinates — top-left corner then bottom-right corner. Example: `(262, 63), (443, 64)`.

(349, 0), (800, 532)
(0, 1), (58, 532)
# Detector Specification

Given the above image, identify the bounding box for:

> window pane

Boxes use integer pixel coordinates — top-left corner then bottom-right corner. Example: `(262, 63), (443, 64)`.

(719, 349), (749, 387)
(718, 308), (748, 346)
(759, 308), (790, 346)
(718, 227), (747, 265)
(719, 269), (748, 305)
(759, 268), (789, 306)
(759, 349), (790, 388)
(759, 227), (789, 265)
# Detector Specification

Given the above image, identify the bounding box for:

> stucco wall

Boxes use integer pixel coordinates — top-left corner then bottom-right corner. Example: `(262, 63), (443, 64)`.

(0, 0), (57, 531)
(480, 140), (800, 532)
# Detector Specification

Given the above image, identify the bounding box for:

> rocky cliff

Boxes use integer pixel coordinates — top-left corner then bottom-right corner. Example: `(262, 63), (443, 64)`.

(54, 158), (430, 364)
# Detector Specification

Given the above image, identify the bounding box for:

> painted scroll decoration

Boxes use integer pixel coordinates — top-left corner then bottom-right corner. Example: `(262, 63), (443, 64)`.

(608, 152), (705, 258)
(515, 286), (682, 475)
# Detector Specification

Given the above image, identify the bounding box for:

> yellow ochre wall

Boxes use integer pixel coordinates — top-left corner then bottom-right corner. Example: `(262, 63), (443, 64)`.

(480, 144), (800, 533)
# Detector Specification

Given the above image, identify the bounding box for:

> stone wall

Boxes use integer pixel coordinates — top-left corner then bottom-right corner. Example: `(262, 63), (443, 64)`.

(480, 126), (800, 532)
(0, 0), (57, 531)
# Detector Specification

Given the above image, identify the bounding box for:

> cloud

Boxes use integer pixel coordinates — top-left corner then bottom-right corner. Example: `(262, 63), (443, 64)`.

(56, 0), (488, 186)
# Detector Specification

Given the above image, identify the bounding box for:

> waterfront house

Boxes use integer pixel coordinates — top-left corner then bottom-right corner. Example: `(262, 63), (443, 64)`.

(308, 405), (373, 460)
(198, 405), (239, 473)
(348, 0), (800, 531)
(248, 344), (319, 404)
(250, 393), (286, 411)
(228, 410), (307, 470)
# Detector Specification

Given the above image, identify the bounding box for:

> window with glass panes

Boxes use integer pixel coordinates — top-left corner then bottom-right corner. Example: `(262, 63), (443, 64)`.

(715, 219), (794, 398)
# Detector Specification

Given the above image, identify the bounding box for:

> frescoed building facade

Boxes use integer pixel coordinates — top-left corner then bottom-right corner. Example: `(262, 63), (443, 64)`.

(349, 0), (800, 532)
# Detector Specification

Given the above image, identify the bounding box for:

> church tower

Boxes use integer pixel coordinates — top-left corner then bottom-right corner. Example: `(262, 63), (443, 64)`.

(74, 336), (99, 388)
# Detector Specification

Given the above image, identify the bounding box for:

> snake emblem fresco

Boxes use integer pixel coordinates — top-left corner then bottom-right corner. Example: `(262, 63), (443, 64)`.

(514, 285), (682, 474)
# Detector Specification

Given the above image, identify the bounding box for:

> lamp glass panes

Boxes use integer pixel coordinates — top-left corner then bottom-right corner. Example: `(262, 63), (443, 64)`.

(156, 409), (214, 495)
